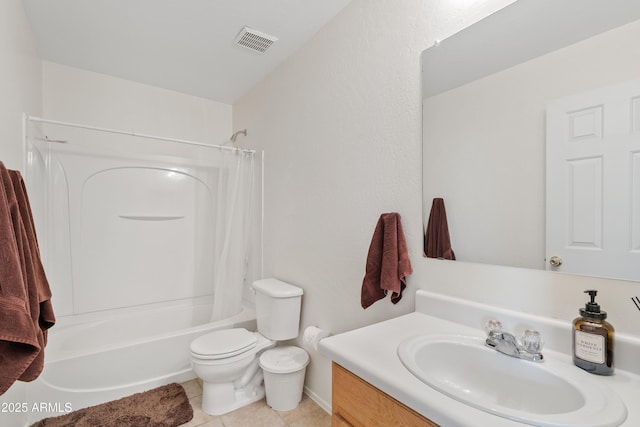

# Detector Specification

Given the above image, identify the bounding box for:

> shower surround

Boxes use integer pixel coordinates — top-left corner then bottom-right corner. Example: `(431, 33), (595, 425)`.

(23, 117), (260, 423)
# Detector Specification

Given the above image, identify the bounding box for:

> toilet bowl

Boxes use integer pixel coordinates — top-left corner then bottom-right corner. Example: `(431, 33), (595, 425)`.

(190, 328), (275, 415)
(190, 278), (303, 415)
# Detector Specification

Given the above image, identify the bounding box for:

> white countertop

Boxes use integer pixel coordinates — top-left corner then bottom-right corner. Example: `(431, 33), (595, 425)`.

(319, 291), (640, 427)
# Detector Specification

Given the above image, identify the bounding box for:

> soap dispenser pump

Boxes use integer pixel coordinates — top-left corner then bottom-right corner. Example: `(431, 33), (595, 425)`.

(572, 290), (614, 375)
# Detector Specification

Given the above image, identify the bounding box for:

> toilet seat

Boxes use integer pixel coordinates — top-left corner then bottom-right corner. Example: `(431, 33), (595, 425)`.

(190, 328), (257, 360)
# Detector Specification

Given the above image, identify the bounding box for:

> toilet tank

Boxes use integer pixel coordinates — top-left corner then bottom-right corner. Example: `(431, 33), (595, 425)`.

(252, 278), (303, 341)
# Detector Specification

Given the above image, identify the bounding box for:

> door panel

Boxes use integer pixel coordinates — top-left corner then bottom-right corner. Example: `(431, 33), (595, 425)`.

(546, 78), (640, 281)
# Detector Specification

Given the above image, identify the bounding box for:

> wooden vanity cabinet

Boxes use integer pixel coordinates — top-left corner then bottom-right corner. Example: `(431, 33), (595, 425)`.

(331, 362), (440, 427)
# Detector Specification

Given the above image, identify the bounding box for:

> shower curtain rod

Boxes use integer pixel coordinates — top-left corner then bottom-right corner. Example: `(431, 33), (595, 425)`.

(27, 116), (255, 154)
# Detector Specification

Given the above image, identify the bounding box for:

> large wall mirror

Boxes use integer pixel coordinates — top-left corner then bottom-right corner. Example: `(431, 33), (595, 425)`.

(422, 0), (640, 281)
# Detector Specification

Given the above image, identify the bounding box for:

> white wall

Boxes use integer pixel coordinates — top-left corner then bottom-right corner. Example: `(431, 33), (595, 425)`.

(234, 0), (640, 410)
(42, 61), (232, 145)
(0, 0), (42, 170)
(0, 0), (41, 420)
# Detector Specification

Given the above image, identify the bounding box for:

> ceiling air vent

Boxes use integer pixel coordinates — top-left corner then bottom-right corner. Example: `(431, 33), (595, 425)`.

(234, 27), (278, 54)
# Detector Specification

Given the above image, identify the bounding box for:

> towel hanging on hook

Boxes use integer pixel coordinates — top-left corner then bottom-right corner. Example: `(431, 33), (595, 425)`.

(424, 198), (455, 260)
(361, 212), (413, 309)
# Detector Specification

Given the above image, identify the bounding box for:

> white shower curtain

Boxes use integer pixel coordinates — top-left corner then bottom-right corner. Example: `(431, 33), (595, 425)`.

(211, 149), (255, 321)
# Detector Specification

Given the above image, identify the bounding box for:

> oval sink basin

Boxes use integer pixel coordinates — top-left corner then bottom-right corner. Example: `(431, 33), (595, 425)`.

(397, 335), (626, 427)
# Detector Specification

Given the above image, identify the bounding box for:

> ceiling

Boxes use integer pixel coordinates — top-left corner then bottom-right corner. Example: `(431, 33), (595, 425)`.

(23, 0), (351, 104)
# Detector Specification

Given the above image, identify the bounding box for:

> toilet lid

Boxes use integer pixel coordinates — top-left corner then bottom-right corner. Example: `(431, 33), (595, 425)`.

(190, 328), (257, 360)
(259, 346), (309, 374)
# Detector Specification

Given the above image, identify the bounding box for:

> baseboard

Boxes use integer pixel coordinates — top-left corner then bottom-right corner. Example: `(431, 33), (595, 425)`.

(303, 386), (331, 414)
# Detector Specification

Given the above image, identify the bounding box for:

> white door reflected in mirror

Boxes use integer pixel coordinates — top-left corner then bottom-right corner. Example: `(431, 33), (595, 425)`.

(546, 78), (640, 282)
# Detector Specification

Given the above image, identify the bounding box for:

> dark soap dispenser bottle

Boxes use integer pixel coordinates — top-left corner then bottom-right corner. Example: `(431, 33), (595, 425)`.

(572, 290), (614, 375)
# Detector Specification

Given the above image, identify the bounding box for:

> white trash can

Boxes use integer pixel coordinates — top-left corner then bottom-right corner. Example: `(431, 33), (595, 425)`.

(259, 346), (309, 411)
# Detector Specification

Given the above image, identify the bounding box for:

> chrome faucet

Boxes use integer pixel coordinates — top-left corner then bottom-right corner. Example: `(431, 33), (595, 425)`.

(484, 320), (544, 362)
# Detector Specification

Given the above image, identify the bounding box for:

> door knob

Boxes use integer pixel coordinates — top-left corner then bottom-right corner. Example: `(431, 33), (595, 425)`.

(549, 256), (563, 267)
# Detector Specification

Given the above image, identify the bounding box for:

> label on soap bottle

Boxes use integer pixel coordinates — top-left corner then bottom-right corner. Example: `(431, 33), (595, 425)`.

(574, 330), (605, 364)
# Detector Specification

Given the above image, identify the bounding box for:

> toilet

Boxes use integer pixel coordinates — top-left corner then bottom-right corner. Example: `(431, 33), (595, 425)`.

(190, 278), (304, 415)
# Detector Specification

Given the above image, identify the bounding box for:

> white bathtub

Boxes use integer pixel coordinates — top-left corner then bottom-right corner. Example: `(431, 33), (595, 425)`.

(26, 296), (256, 425)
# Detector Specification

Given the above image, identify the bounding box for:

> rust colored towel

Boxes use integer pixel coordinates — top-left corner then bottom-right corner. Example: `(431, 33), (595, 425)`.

(0, 162), (55, 395)
(424, 198), (456, 260)
(361, 213), (413, 309)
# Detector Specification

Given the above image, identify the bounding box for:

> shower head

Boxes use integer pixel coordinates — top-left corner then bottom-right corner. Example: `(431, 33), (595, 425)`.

(230, 129), (247, 143)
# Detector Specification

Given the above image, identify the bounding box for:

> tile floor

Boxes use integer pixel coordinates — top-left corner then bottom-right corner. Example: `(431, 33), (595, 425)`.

(180, 379), (331, 427)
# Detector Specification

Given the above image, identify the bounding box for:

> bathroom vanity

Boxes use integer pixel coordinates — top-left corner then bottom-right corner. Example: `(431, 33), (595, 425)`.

(332, 362), (437, 426)
(319, 291), (640, 427)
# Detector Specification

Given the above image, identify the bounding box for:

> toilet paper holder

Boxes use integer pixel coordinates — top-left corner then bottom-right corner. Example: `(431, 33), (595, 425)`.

(303, 326), (331, 351)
